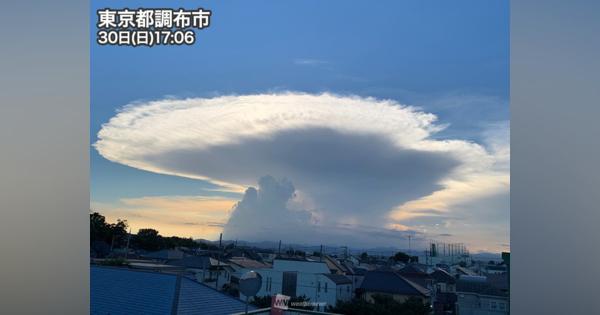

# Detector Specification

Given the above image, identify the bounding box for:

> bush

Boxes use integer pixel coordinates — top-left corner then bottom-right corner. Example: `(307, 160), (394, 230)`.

(328, 295), (431, 315)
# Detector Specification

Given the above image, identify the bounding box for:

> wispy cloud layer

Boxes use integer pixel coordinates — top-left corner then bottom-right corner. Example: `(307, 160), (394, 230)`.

(92, 196), (236, 239)
(293, 58), (328, 66)
(95, 93), (508, 251)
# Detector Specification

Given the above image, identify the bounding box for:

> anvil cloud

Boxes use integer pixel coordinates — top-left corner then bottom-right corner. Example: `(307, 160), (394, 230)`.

(95, 93), (508, 250)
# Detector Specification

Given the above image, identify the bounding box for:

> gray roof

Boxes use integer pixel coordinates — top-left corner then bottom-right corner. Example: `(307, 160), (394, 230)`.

(323, 273), (353, 285)
(455, 266), (477, 276)
(456, 276), (508, 297)
(228, 257), (270, 269)
(360, 270), (430, 297)
(141, 249), (184, 260)
(399, 264), (427, 275)
(91, 266), (252, 315)
(168, 256), (226, 269)
(430, 268), (456, 284)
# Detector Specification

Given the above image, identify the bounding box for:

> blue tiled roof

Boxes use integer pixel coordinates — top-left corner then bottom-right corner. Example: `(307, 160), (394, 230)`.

(91, 266), (254, 315)
(177, 278), (249, 315)
(91, 267), (176, 315)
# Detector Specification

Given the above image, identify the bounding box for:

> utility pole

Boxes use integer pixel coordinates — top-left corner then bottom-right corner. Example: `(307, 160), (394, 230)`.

(202, 257), (206, 282)
(124, 228), (131, 260)
(110, 235), (115, 252)
(216, 233), (222, 290)
(278, 240), (281, 257)
(319, 245), (323, 262)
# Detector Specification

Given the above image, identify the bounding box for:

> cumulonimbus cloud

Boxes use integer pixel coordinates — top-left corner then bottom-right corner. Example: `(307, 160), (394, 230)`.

(95, 92), (508, 248)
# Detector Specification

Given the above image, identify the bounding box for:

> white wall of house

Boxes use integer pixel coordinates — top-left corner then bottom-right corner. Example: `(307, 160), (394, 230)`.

(272, 259), (330, 273)
(456, 293), (508, 315)
(242, 260), (351, 309)
(192, 267), (232, 290)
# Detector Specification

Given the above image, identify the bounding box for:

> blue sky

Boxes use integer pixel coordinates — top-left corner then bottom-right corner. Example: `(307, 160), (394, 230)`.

(91, 1), (509, 252)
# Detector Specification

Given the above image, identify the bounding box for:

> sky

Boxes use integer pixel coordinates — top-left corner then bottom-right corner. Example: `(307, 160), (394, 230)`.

(91, 1), (509, 253)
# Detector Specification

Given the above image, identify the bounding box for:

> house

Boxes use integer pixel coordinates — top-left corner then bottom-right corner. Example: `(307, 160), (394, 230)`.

(320, 255), (351, 275)
(455, 266), (478, 277)
(257, 252), (277, 263)
(398, 264), (434, 289)
(167, 255), (233, 289)
(224, 247), (264, 262)
(246, 257), (352, 310)
(430, 268), (457, 293)
(360, 269), (430, 304)
(229, 256), (271, 270)
(141, 249), (185, 261)
(484, 264), (507, 275)
(91, 266), (253, 315)
(430, 268), (458, 315)
(227, 256), (271, 293)
(128, 261), (184, 272)
(321, 274), (354, 305)
(347, 255), (360, 266)
(345, 266), (367, 294)
(456, 275), (509, 315)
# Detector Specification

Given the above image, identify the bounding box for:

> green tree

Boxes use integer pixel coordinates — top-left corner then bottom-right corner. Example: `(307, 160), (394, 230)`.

(110, 219), (129, 248)
(329, 295), (431, 315)
(90, 212), (129, 247)
(135, 228), (163, 251)
(360, 252), (369, 261)
(250, 295), (271, 308)
(393, 251), (411, 263)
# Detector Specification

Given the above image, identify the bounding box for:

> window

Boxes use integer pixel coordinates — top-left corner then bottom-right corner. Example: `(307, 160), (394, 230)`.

(499, 302), (505, 310)
(317, 281), (321, 293)
(324, 282), (328, 293)
(347, 286), (350, 293)
(282, 272), (297, 297)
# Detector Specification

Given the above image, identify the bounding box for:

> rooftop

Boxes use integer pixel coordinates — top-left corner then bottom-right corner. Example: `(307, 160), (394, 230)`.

(430, 268), (456, 284)
(167, 255), (228, 269)
(455, 266), (478, 276)
(228, 256), (271, 269)
(456, 275), (508, 297)
(91, 266), (252, 315)
(323, 273), (353, 285)
(398, 264), (427, 275)
(360, 270), (430, 297)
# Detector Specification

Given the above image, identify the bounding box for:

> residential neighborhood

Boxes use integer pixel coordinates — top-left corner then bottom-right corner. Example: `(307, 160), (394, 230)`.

(91, 213), (510, 315)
